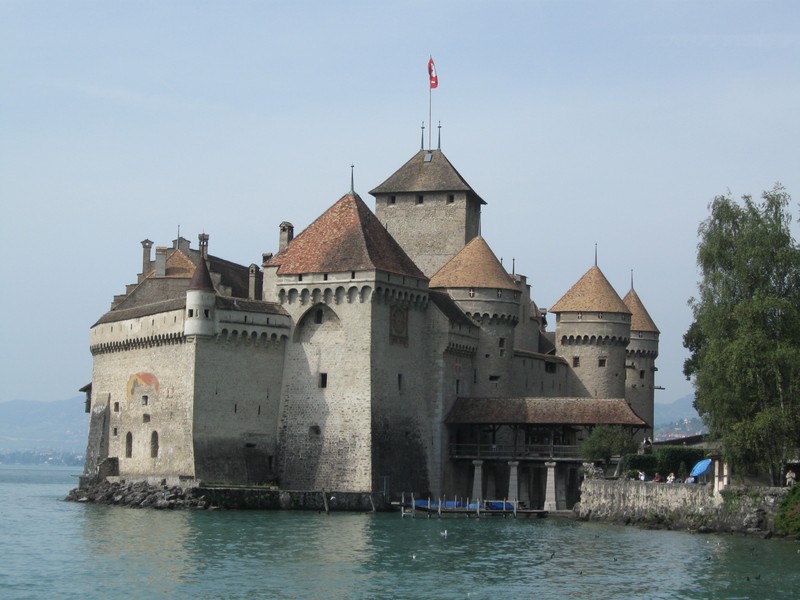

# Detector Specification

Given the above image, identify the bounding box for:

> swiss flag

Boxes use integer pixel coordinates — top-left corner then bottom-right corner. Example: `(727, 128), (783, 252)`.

(428, 57), (438, 89)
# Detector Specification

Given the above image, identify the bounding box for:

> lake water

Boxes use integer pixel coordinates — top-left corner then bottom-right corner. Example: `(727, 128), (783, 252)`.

(1, 465), (799, 599)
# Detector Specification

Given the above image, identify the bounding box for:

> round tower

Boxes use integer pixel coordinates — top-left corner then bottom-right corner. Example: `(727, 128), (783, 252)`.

(623, 286), (660, 437)
(429, 236), (520, 397)
(184, 252), (216, 338)
(550, 265), (631, 398)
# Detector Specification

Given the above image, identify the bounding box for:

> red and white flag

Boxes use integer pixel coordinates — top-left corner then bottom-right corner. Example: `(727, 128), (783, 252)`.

(428, 56), (438, 89)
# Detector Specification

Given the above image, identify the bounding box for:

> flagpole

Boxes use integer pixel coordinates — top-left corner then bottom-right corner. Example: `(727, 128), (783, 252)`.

(428, 85), (432, 150)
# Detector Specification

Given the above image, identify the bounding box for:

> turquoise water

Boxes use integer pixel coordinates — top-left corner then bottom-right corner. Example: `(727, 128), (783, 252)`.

(1, 465), (799, 599)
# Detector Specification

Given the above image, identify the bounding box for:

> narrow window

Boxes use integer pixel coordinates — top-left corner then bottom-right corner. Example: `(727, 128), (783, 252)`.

(113, 427), (118, 436)
(143, 414), (150, 423)
(319, 373), (328, 388)
(577, 312), (582, 320)
(598, 313), (603, 319)
(598, 358), (607, 368)
(545, 363), (556, 374)
(258, 405), (261, 416)
(489, 375), (500, 382)
(323, 273), (328, 281)
(499, 338), (505, 348)
(125, 432), (133, 458)
(114, 402), (120, 413)
(314, 309), (323, 324)
(351, 271), (356, 279)
(416, 194), (423, 204)
(141, 395), (148, 406)
(473, 369), (478, 384)
(455, 379), (460, 394)
(234, 403), (238, 413)
(298, 274), (303, 282)
(447, 194), (455, 203)
(204, 309), (210, 318)
(309, 425), (321, 436)
(639, 370), (645, 380)
(188, 309), (194, 317)
(468, 288), (475, 298)
(573, 357), (580, 368)
(389, 195), (396, 205)
(397, 373), (403, 391)
(150, 431), (159, 458)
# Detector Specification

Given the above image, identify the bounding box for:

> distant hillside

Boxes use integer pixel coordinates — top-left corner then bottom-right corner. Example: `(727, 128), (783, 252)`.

(0, 397), (88, 453)
(654, 393), (699, 426)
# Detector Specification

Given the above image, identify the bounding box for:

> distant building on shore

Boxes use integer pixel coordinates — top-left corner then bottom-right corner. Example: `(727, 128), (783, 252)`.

(80, 144), (658, 510)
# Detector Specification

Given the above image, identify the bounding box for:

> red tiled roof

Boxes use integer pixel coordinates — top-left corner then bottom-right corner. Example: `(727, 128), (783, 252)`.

(429, 236), (518, 291)
(623, 288), (660, 333)
(445, 397), (646, 426)
(549, 265), (630, 314)
(266, 193), (426, 279)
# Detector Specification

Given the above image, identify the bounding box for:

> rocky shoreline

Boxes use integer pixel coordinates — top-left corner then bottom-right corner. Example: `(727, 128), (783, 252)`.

(66, 480), (211, 510)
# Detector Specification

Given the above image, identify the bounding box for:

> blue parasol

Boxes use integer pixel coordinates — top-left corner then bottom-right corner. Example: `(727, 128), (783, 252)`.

(690, 458), (712, 477)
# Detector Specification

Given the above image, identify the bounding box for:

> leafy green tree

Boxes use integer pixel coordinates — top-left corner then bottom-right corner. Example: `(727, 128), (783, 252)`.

(580, 425), (637, 469)
(683, 185), (800, 484)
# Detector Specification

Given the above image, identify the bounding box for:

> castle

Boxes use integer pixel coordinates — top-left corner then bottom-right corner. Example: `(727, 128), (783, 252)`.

(81, 146), (659, 510)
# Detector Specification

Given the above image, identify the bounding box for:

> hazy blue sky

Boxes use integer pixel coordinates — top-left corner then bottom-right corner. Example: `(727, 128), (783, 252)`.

(2, 1), (799, 405)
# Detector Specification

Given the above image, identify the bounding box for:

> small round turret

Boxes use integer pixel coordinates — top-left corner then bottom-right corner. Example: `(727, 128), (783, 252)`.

(184, 256), (216, 337)
(551, 266), (631, 398)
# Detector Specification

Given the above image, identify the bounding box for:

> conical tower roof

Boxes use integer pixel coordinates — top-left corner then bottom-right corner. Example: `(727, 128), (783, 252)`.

(188, 257), (215, 291)
(623, 288), (660, 333)
(550, 265), (630, 314)
(266, 192), (425, 279)
(429, 236), (517, 291)
(369, 149), (486, 204)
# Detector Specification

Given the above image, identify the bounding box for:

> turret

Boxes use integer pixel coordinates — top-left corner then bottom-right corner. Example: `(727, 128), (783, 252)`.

(550, 266), (631, 398)
(184, 245), (216, 338)
(430, 236), (520, 396)
(623, 286), (660, 436)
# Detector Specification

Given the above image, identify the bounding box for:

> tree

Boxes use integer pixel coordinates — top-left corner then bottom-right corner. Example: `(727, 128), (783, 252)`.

(580, 425), (637, 469)
(683, 185), (800, 484)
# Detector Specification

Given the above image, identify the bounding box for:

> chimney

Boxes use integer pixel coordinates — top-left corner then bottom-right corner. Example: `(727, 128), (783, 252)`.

(198, 233), (209, 258)
(249, 264), (258, 299)
(155, 246), (167, 277)
(279, 222), (294, 251)
(262, 252), (273, 267)
(140, 239), (153, 280)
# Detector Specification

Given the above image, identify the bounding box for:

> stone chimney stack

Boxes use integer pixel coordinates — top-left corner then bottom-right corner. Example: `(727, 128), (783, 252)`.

(198, 233), (209, 258)
(279, 222), (294, 252)
(249, 264), (258, 299)
(155, 246), (167, 277)
(140, 239), (153, 282)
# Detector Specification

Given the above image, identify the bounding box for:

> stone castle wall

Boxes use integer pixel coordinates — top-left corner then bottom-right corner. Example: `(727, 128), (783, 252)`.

(277, 284), (375, 492)
(192, 334), (286, 484)
(90, 336), (197, 479)
(375, 190), (479, 277)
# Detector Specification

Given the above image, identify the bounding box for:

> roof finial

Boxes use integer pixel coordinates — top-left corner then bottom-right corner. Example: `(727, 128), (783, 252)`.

(437, 121), (441, 150)
(420, 121), (425, 150)
(594, 243), (598, 267)
(512, 257), (516, 277)
(350, 164), (355, 194)
(630, 269), (634, 291)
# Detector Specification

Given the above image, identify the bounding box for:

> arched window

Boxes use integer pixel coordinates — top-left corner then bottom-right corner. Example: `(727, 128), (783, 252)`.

(125, 432), (133, 458)
(150, 431), (159, 458)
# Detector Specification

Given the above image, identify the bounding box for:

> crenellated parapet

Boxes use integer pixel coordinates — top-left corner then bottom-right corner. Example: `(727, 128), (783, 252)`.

(445, 341), (478, 356)
(560, 334), (630, 347)
(466, 311), (519, 326)
(279, 284), (376, 306)
(91, 332), (185, 355)
(215, 329), (289, 346)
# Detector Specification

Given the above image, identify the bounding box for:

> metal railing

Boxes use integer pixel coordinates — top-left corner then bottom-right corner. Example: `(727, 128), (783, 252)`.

(449, 443), (581, 459)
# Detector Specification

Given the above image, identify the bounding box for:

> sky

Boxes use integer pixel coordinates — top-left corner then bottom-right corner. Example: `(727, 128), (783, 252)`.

(2, 0), (800, 405)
